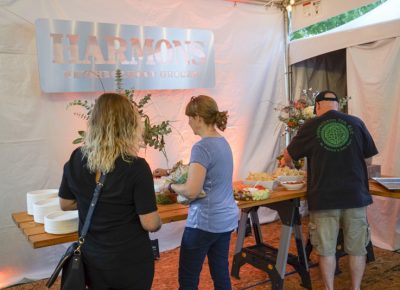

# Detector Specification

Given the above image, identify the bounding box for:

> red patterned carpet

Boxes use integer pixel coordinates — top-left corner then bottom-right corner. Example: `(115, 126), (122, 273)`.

(6, 218), (400, 290)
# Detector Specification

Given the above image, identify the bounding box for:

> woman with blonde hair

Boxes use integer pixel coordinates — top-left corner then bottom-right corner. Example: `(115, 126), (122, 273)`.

(165, 95), (239, 290)
(59, 93), (161, 290)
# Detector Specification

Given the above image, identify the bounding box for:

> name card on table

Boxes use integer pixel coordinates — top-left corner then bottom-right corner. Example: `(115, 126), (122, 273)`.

(35, 19), (215, 92)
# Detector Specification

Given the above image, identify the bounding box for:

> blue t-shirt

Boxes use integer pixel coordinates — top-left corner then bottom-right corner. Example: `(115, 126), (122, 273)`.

(186, 137), (239, 233)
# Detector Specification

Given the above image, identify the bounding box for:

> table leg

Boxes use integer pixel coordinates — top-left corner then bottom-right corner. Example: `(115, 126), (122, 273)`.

(270, 199), (312, 290)
(250, 209), (263, 244)
(234, 211), (249, 255)
(275, 224), (293, 278)
(231, 210), (250, 278)
(293, 223), (312, 289)
(231, 200), (312, 290)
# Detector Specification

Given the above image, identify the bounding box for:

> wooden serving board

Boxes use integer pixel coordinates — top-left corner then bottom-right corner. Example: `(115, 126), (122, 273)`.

(12, 203), (188, 249)
(12, 180), (396, 249)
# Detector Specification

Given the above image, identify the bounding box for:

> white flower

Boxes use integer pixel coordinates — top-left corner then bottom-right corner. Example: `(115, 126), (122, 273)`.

(303, 106), (315, 119)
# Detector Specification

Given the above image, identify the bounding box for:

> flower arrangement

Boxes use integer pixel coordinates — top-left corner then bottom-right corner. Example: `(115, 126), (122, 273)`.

(276, 88), (350, 135)
(67, 69), (172, 161)
(275, 88), (318, 135)
(275, 88), (350, 169)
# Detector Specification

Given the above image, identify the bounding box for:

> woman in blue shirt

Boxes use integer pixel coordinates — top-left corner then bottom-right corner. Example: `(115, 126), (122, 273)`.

(166, 95), (239, 290)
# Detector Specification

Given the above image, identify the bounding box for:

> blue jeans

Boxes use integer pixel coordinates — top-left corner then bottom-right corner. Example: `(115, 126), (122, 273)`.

(179, 227), (233, 290)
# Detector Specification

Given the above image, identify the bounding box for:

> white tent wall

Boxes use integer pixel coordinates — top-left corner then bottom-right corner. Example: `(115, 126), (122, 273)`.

(0, 0), (287, 287)
(347, 37), (400, 250)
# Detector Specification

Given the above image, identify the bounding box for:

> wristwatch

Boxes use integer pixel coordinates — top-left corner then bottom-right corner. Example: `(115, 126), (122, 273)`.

(167, 183), (175, 193)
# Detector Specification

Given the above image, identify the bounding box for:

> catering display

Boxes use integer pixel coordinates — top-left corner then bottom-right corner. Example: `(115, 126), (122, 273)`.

(244, 172), (277, 190)
(234, 166), (306, 200)
(233, 182), (270, 201)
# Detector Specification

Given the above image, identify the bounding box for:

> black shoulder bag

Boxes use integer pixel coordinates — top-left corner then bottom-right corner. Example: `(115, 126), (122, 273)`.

(46, 173), (106, 289)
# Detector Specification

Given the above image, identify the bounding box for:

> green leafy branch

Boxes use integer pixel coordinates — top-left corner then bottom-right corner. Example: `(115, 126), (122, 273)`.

(67, 69), (173, 162)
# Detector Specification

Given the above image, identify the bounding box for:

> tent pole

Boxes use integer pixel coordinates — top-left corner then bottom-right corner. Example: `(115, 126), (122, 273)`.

(283, 8), (292, 146)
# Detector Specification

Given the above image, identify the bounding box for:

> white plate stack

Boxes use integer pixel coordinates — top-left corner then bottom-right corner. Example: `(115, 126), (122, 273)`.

(26, 189), (58, 215)
(44, 210), (79, 234)
(33, 197), (61, 224)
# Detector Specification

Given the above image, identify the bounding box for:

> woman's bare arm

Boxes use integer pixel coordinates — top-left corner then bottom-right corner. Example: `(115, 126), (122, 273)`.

(139, 211), (162, 232)
(59, 197), (77, 211)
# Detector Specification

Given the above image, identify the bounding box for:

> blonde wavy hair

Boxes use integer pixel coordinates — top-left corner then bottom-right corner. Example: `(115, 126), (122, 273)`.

(82, 93), (142, 173)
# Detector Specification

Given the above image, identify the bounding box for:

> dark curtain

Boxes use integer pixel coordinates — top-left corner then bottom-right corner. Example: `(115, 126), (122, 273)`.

(290, 49), (347, 100)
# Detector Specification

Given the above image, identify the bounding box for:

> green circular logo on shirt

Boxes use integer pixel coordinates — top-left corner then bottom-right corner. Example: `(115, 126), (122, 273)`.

(317, 119), (353, 152)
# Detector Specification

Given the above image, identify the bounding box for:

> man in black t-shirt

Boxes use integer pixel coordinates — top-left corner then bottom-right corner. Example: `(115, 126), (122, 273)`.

(283, 90), (378, 290)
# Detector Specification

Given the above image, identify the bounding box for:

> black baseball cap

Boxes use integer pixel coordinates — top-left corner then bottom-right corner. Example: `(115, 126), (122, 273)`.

(313, 90), (339, 114)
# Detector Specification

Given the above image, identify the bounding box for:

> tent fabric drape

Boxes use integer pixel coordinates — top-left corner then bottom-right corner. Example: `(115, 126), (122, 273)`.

(347, 37), (400, 251)
(0, 0), (286, 287)
(291, 49), (347, 100)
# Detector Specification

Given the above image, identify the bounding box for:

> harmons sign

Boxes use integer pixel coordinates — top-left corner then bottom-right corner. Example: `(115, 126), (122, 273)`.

(35, 19), (215, 92)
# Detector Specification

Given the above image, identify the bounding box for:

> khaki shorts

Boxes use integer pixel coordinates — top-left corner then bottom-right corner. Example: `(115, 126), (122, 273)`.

(308, 207), (370, 256)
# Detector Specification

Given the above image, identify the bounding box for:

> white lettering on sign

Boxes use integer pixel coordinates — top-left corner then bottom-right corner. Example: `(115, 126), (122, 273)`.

(49, 34), (206, 66)
(36, 19), (215, 92)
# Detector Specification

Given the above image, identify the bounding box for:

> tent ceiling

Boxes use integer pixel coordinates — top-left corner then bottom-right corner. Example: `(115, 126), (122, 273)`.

(288, 0), (400, 65)
(224, 0), (283, 7)
(291, 0), (376, 32)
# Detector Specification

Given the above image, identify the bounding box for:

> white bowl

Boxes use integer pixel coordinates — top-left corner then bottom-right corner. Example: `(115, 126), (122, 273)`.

(44, 210), (79, 234)
(281, 181), (305, 191)
(277, 175), (305, 183)
(243, 179), (278, 191)
(33, 198), (61, 224)
(26, 189), (58, 215)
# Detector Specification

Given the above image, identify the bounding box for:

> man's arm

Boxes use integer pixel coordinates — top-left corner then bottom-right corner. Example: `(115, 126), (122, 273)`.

(283, 148), (295, 169)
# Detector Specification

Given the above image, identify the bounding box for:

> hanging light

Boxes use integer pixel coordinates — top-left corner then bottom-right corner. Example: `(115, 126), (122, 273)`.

(290, 0), (295, 5)
(286, 5), (292, 12)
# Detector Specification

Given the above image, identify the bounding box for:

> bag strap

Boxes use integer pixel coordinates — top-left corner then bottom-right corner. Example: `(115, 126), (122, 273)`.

(79, 173), (106, 241)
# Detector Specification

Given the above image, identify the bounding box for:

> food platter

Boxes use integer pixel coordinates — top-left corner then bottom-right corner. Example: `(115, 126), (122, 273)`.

(233, 182), (270, 201)
(243, 179), (278, 191)
(280, 181), (305, 191)
(277, 175), (304, 183)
